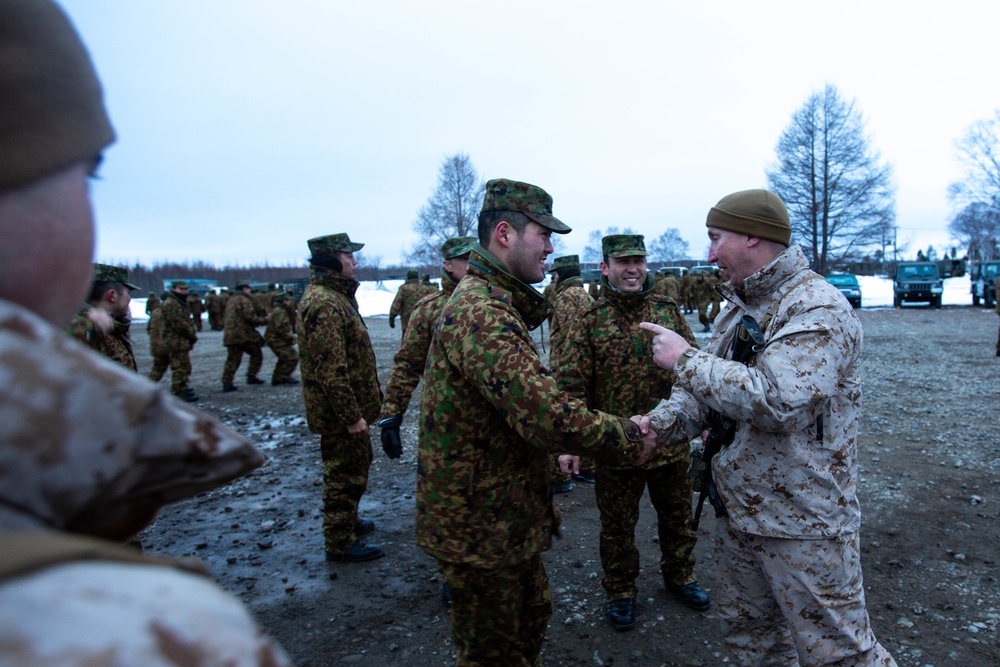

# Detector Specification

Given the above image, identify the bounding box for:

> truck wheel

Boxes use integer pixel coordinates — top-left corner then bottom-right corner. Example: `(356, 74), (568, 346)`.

(931, 296), (941, 309)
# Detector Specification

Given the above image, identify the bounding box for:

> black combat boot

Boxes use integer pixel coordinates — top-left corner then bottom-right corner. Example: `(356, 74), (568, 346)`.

(607, 597), (635, 631)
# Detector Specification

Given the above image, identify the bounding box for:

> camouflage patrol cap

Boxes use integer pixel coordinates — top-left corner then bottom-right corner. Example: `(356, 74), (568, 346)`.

(481, 178), (571, 234)
(707, 189), (791, 246)
(548, 254), (580, 273)
(603, 234), (647, 258)
(234, 279), (250, 290)
(406, 269), (418, 280)
(170, 280), (188, 290)
(441, 236), (476, 260)
(274, 291), (292, 303)
(307, 233), (364, 258)
(92, 263), (139, 290)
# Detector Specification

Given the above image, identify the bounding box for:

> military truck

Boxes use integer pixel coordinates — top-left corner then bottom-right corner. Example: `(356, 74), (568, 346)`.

(969, 260), (1000, 308)
(893, 261), (943, 308)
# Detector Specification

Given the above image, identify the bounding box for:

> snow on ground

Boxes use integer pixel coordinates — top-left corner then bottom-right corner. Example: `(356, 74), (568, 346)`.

(129, 275), (978, 322)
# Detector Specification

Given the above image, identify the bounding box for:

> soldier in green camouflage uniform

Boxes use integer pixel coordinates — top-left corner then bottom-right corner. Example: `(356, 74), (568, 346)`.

(298, 233), (385, 563)
(377, 237), (475, 459)
(221, 280), (268, 392)
(149, 281), (198, 402)
(416, 179), (658, 666)
(205, 290), (222, 330)
(266, 291), (299, 386)
(187, 291), (204, 331)
(388, 269), (424, 333)
(419, 273), (439, 297)
(559, 234), (708, 631)
(144, 291), (160, 316)
(69, 263), (139, 372)
(692, 271), (716, 331)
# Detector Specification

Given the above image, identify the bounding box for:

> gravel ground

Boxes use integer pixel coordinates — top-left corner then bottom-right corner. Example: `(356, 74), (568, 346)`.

(135, 304), (1000, 666)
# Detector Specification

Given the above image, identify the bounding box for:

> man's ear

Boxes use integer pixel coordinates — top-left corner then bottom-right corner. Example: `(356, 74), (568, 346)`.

(494, 220), (513, 249)
(746, 236), (761, 249)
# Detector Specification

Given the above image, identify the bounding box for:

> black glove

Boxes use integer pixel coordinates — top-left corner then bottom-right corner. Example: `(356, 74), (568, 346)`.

(377, 415), (403, 459)
(388, 318), (395, 329)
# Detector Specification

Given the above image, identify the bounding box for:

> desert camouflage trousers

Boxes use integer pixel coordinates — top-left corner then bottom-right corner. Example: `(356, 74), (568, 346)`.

(319, 432), (372, 554)
(717, 524), (898, 666)
(268, 344), (299, 384)
(148, 349), (191, 396)
(437, 554), (551, 667)
(222, 343), (262, 385)
(595, 459), (697, 600)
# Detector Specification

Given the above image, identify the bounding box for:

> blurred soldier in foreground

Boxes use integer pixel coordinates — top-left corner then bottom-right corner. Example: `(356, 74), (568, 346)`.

(416, 179), (658, 666)
(266, 291), (300, 386)
(69, 263), (140, 371)
(150, 280), (198, 402)
(0, 2), (290, 663)
(388, 269), (423, 333)
(298, 234), (385, 563)
(221, 279), (268, 392)
(559, 235), (707, 631)
(377, 236), (475, 460)
(642, 189), (896, 666)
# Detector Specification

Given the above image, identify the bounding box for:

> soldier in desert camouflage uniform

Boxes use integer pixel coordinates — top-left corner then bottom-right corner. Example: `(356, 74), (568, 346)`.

(298, 233), (385, 563)
(68, 263), (140, 372)
(0, 3), (290, 662)
(377, 236), (475, 459)
(221, 279), (268, 392)
(416, 179), (658, 666)
(388, 269), (423, 333)
(644, 189), (897, 666)
(266, 291), (299, 386)
(559, 235), (708, 631)
(150, 280), (198, 402)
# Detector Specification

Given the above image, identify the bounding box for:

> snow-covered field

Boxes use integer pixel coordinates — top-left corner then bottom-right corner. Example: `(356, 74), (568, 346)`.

(129, 274), (978, 322)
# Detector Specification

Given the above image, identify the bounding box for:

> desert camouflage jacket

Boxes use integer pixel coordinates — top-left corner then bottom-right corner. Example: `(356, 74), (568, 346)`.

(646, 245), (864, 539)
(389, 279), (424, 331)
(559, 275), (697, 468)
(69, 307), (137, 372)
(159, 291), (196, 353)
(265, 304), (296, 349)
(547, 276), (593, 371)
(415, 245), (646, 569)
(297, 269), (382, 434)
(223, 292), (267, 347)
(380, 272), (458, 420)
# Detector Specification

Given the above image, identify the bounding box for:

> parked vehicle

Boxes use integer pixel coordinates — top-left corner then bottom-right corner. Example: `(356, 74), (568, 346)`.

(689, 265), (716, 275)
(969, 260), (1000, 308)
(893, 261), (943, 308)
(825, 274), (862, 308)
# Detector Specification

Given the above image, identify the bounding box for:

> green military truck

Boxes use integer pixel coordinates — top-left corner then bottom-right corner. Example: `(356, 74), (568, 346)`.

(893, 261), (943, 308)
(970, 260), (999, 308)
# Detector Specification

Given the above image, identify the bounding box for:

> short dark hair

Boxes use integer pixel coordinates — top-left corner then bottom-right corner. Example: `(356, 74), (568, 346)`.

(86, 280), (124, 305)
(309, 253), (343, 273)
(477, 210), (532, 247)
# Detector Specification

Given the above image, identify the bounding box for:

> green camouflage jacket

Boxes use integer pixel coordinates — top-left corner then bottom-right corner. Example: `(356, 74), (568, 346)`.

(223, 292), (266, 347)
(147, 308), (165, 357)
(297, 270), (382, 434)
(389, 280), (426, 331)
(548, 276), (593, 371)
(159, 292), (196, 353)
(559, 275), (698, 467)
(416, 245), (646, 569)
(264, 304), (296, 349)
(68, 307), (137, 372)
(380, 272), (457, 420)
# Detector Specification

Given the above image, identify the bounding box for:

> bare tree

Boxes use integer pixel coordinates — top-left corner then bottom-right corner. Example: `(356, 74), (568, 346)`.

(766, 84), (896, 274)
(647, 228), (689, 262)
(948, 110), (1000, 260)
(582, 226), (638, 264)
(407, 153), (485, 266)
(949, 202), (1000, 261)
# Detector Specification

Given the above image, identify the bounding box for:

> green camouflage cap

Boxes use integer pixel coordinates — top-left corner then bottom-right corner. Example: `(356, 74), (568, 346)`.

(548, 254), (580, 273)
(441, 236), (476, 260)
(235, 279), (250, 289)
(307, 233), (364, 258)
(602, 234), (647, 258)
(170, 280), (189, 290)
(481, 178), (571, 234)
(91, 263), (139, 290)
(406, 269), (418, 280)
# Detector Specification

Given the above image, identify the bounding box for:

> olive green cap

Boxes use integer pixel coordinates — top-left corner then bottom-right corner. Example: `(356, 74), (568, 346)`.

(91, 263), (138, 290)
(480, 178), (571, 234)
(406, 269), (418, 280)
(706, 189), (791, 246)
(602, 234), (647, 258)
(171, 280), (189, 290)
(307, 233), (364, 258)
(234, 279), (250, 289)
(548, 254), (580, 273)
(441, 236), (476, 260)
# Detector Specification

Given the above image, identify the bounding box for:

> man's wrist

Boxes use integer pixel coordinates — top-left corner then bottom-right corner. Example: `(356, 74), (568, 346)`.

(674, 347), (697, 370)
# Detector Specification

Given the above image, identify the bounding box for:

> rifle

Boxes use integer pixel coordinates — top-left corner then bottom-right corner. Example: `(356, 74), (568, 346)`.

(690, 314), (765, 530)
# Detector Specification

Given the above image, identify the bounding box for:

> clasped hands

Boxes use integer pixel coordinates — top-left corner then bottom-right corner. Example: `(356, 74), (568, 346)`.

(558, 414), (658, 473)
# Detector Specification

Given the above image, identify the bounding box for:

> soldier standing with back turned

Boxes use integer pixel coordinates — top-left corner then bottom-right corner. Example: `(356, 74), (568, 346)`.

(221, 279), (267, 392)
(152, 280), (198, 402)
(266, 291), (300, 386)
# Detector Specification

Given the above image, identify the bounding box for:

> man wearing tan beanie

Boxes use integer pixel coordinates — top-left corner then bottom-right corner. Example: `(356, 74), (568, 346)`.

(640, 190), (897, 665)
(0, 2), (290, 663)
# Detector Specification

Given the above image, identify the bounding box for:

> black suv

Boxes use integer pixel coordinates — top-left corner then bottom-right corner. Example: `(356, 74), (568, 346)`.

(970, 260), (999, 308)
(893, 262), (943, 308)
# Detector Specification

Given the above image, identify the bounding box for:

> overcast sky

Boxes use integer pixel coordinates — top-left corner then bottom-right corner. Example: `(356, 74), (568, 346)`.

(63, 0), (998, 269)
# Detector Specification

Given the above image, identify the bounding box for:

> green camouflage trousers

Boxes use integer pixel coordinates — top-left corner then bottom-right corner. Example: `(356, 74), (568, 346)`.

(148, 350), (191, 396)
(268, 344), (299, 384)
(437, 554), (551, 667)
(222, 343), (262, 385)
(319, 432), (372, 554)
(595, 458), (698, 600)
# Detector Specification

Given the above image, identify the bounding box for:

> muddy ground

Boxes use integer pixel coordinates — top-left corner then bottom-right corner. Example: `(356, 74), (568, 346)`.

(135, 305), (1000, 667)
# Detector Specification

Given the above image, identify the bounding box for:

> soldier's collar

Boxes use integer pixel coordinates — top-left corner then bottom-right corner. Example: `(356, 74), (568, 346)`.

(467, 246), (551, 330)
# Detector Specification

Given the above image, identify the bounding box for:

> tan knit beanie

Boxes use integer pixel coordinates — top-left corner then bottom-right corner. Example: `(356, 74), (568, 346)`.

(706, 189), (791, 246)
(0, 0), (115, 192)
